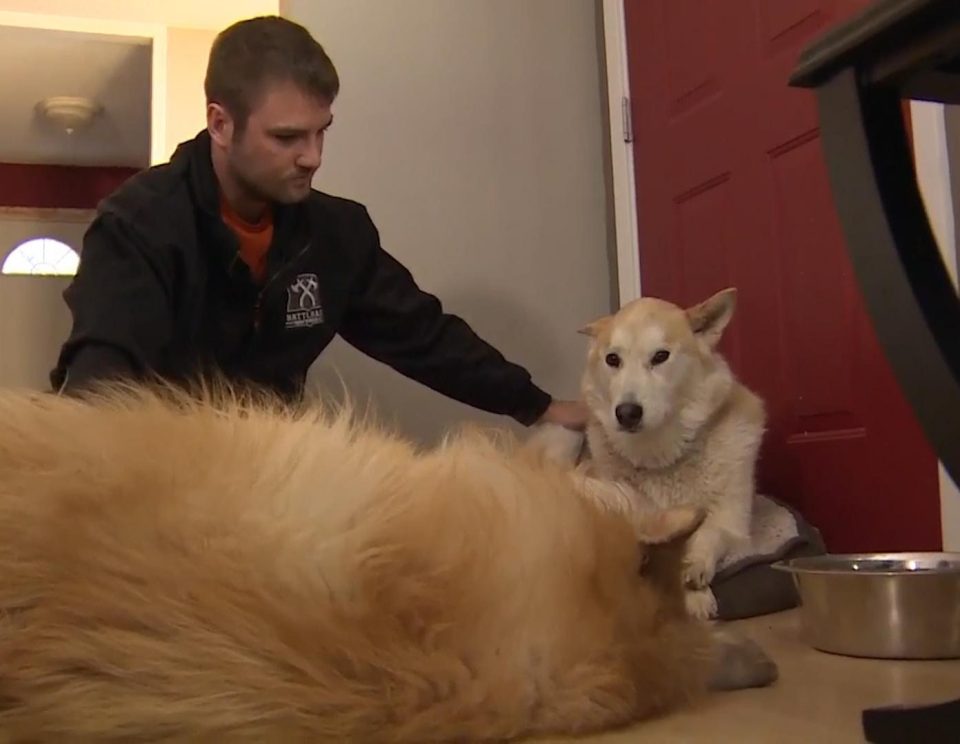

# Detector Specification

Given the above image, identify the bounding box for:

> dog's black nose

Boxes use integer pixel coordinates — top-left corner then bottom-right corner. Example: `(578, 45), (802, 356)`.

(615, 403), (644, 429)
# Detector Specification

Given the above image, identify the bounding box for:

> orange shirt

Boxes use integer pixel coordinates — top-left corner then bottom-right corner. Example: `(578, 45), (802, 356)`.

(220, 193), (274, 283)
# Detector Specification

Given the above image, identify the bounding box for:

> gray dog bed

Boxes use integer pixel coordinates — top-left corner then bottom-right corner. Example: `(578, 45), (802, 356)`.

(710, 495), (826, 620)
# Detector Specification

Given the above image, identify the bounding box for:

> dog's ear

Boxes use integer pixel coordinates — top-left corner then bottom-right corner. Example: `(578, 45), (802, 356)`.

(578, 315), (613, 338)
(686, 288), (737, 348)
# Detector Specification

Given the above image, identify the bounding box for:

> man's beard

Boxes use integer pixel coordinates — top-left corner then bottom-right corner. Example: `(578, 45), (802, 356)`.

(229, 158), (309, 206)
(232, 163), (281, 205)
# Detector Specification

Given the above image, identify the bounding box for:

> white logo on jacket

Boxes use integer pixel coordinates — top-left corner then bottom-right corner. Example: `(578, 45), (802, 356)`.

(285, 273), (324, 329)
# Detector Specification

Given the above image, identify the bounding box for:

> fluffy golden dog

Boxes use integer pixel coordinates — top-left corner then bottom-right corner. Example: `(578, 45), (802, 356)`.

(0, 381), (770, 741)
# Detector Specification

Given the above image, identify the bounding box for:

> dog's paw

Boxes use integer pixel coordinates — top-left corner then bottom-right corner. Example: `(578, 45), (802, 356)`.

(707, 630), (779, 691)
(684, 587), (718, 620)
(682, 530), (720, 589)
(682, 552), (718, 590)
(682, 561), (713, 591)
(525, 423), (584, 466)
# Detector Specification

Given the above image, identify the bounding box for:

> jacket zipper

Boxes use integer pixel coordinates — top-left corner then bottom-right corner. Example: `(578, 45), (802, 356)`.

(252, 241), (313, 334)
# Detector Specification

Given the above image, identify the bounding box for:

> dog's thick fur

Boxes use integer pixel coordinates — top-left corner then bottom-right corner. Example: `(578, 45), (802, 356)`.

(0, 381), (733, 742)
(577, 288), (765, 619)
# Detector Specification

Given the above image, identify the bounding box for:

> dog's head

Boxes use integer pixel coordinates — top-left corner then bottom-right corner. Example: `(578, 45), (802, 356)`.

(579, 288), (736, 434)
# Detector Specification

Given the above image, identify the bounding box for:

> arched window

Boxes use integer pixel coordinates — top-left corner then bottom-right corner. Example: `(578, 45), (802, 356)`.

(1, 237), (80, 276)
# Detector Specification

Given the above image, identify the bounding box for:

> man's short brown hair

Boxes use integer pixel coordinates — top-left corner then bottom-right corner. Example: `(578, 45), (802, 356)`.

(205, 16), (340, 131)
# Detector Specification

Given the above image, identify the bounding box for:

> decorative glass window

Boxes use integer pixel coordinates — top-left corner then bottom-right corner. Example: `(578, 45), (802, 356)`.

(1, 237), (80, 276)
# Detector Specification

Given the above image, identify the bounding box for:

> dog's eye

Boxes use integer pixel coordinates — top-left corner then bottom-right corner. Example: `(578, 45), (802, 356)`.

(650, 349), (670, 366)
(605, 353), (622, 368)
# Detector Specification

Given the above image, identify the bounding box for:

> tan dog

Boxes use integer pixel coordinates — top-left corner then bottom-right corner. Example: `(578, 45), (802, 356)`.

(538, 288), (764, 620)
(0, 381), (771, 742)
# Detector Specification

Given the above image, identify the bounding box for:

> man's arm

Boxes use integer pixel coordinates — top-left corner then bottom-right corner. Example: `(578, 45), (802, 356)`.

(51, 212), (175, 394)
(338, 208), (569, 427)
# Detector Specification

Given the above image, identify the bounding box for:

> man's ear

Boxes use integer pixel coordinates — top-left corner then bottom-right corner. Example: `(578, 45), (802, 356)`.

(578, 315), (613, 338)
(207, 102), (234, 148)
(686, 288), (737, 348)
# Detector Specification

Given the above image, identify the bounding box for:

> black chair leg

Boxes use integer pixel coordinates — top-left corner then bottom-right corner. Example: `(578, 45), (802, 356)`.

(815, 66), (960, 485)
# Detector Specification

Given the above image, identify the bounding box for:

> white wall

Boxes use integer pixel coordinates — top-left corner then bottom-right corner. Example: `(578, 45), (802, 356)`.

(929, 102), (960, 551)
(282, 0), (616, 443)
(943, 105), (960, 285)
(0, 275), (72, 389)
(0, 211), (88, 390)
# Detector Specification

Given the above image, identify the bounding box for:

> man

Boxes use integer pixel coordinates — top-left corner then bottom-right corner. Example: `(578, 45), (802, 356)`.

(50, 15), (586, 430)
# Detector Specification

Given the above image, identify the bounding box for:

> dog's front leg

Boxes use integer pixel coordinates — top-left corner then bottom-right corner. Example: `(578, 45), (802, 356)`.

(683, 530), (721, 619)
(577, 472), (637, 517)
(682, 527), (723, 619)
(682, 465), (754, 619)
(683, 524), (725, 590)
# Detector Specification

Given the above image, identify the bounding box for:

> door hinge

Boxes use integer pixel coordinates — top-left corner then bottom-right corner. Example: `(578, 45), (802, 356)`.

(621, 96), (633, 143)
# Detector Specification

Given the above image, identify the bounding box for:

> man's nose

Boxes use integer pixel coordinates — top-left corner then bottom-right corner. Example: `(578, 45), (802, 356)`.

(297, 137), (323, 169)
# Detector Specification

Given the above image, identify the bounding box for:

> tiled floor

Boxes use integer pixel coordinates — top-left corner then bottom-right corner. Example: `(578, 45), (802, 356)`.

(537, 609), (960, 743)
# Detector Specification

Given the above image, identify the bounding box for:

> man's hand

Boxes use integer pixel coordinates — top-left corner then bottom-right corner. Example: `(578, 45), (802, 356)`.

(537, 399), (589, 431)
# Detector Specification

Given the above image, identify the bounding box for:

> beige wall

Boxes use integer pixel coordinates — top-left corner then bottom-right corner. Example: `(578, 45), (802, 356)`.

(165, 26), (218, 160)
(0, 4), (279, 164)
(0, 1), (278, 30)
(0, 6), (279, 392)
(282, 0), (616, 443)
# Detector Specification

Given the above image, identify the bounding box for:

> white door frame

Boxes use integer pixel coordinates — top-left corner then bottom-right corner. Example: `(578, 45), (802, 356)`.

(601, 0), (641, 306)
(600, 1), (959, 549)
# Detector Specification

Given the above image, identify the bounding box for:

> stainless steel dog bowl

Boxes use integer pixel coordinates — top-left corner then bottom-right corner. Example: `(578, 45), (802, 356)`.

(773, 553), (960, 659)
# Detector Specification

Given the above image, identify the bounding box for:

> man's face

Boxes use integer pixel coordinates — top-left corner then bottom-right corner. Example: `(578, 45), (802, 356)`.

(216, 80), (334, 205)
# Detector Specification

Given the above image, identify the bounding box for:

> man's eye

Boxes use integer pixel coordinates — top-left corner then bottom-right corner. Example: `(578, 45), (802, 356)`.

(605, 353), (621, 368)
(274, 134), (298, 144)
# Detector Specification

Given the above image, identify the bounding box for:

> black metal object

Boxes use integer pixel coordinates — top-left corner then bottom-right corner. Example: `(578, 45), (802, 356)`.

(791, 0), (960, 102)
(862, 696), (960, 743)
(790, 0), (960, 488)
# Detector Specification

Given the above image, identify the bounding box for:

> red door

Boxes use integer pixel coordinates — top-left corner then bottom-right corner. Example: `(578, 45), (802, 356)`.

(623, 0), (941, 552)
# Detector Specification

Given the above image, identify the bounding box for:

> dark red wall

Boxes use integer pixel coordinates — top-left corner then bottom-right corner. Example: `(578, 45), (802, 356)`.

(0, 163), (140, 209)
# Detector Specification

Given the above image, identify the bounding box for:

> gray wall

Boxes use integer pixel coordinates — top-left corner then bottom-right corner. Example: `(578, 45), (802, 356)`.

(282, 0), (616, 443)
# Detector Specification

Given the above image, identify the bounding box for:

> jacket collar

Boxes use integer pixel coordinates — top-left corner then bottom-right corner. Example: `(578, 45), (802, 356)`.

(176, 129), (311, 279)
(178, 128), (222, 218)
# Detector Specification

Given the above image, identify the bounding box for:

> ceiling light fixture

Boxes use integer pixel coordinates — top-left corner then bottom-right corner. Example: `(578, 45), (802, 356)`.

(38, 96), (103, 134)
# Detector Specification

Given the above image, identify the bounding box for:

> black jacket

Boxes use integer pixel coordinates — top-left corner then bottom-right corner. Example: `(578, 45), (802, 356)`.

(50, 130), (553, 425)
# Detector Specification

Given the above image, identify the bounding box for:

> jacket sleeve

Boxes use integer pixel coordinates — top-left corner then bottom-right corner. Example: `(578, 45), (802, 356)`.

(338, 208), (553, 426)
(50, 212), (176, 394)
